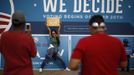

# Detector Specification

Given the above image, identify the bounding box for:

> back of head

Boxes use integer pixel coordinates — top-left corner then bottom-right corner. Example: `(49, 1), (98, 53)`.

(89, 15), (106, 34)
(12, 11), (26, 28)
(89, 15), (104, 25)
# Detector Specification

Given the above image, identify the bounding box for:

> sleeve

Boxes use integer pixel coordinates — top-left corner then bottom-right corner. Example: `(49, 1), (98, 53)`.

(28, 36), (37, 57)
(120, 41), (127, 61)
(71, 39), (84, 60)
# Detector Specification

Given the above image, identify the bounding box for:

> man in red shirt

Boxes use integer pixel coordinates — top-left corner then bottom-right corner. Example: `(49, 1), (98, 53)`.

(0, 11), (37, 75)
(69, 15), (127, 75)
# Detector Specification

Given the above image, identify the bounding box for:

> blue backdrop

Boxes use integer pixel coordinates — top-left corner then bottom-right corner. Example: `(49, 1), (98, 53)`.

(0, 0), (134, 69)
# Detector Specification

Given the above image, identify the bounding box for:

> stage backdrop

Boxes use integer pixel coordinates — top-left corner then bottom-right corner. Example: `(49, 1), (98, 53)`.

(0, 0), (134, 69)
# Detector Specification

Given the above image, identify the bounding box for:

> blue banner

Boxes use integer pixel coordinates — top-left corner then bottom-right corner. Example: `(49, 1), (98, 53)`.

(1, 0), (134, 23)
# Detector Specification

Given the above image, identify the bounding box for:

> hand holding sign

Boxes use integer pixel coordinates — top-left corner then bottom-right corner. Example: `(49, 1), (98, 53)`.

(46, 17), (61, 35)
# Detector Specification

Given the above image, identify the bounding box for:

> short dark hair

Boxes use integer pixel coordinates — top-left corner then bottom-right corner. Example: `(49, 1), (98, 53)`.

(51, 29), (57, 34)
(12, 11), (26, 27)
(88, 15), (104, 26)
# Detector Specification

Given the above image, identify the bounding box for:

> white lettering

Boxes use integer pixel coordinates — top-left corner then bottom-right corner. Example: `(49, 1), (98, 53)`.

(43, 0), (57, 12)
(116, 0), (123, 13)
(43, 0), (123, 14)
(83, 0), (90, 13)
(73, 0), (82, 12)
(101, 0), (105, 13)
(59, 0), (67, 12)
(106, 0), (114, 13)
(92, 0), (100, 13)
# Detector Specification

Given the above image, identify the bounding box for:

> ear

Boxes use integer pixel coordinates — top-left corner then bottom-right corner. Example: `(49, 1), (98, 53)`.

(89, 25), (94, 31)
(89, 25), (91, 29)
(104, 26), (107, 31)
(89, 25), (93, 34)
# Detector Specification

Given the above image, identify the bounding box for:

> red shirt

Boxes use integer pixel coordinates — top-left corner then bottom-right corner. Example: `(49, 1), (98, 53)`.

(71, 33), (127, 75)
(0, 31), (37, 75)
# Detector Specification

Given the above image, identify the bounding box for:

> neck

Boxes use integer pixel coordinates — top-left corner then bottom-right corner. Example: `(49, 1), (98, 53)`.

(90, 27), (106, 35)
(91, 31), (105, 35)
(12, 27), (24, 32)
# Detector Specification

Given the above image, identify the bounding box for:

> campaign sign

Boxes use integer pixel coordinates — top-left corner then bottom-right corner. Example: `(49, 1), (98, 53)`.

(46, 17), (60, 26)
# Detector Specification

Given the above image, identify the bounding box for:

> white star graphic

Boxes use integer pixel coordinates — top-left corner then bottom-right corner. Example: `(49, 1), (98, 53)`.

(34, 3), (37, 7)
(128, 5), (131, 8)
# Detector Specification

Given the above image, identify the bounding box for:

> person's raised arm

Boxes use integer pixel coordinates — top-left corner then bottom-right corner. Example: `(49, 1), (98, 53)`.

(57, 25), (61, 37)
(45, 23), (51, 36)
